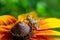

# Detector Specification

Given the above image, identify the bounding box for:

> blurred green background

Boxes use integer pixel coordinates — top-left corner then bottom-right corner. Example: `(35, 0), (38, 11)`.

(0, 0), (60, 18)
(0, 0), (60, 38)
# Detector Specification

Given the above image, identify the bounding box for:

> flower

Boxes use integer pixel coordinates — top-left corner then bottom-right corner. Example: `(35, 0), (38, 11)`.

(28, 18), (60, 40)
(0, 11), (60, 40)
(18, 11), (60, 40)
(0, 15), (17, 40)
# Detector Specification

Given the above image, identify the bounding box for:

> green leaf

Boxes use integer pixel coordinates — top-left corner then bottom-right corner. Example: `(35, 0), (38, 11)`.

(36, 2), (47, 13)
(36, 1), (48, 17)
(49, 28), (60, 32)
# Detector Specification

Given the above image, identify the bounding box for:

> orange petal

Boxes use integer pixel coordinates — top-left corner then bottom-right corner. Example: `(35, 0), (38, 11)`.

(32, 30), (60, 36)
(37, 18), (60, 30)
(28, 29), (60, 40)
(0, 34), (5, 40)
(0, 32), (14, 40)
(0, 15), (17, 32)
(0, 15), (17, 25)
(28, 35), (59, 40)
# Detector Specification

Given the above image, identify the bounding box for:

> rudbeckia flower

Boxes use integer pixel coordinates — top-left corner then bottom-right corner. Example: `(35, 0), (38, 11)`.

(0, 15), (17, 40)
(0, 11), (60, 40)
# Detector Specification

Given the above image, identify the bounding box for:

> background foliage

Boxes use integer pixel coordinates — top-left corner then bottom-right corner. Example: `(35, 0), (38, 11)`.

(0, 0), (60, 18)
